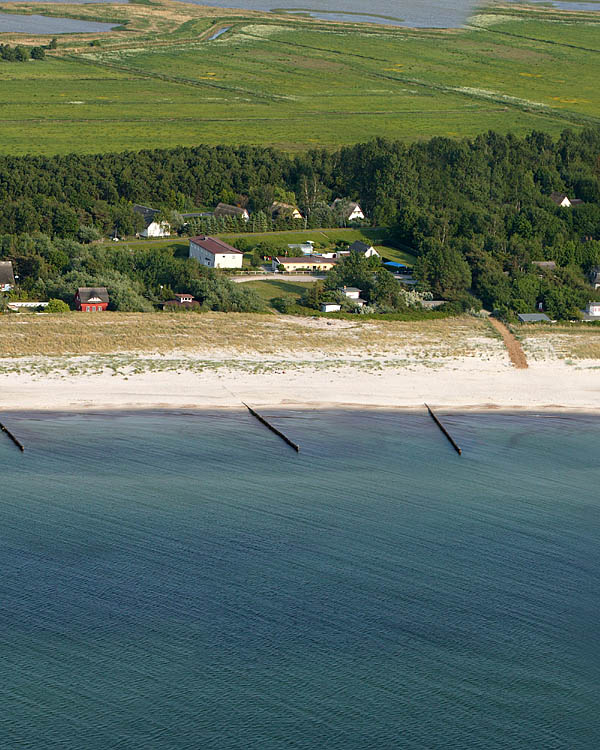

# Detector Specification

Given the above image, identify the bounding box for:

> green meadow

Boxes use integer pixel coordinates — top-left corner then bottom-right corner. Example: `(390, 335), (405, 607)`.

(0, 2), (599, 154)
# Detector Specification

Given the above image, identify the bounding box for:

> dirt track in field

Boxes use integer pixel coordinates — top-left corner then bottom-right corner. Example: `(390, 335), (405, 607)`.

(488, 318), (528, 369)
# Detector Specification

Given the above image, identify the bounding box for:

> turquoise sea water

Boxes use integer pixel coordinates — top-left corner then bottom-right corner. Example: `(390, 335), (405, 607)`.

(1, 410), (598, 749)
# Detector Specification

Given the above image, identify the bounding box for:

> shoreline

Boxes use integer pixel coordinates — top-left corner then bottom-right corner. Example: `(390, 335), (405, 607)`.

(1, 358), (599, 415)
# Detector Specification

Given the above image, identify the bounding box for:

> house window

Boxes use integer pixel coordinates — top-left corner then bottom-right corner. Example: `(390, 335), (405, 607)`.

(86, 306), (90, 311)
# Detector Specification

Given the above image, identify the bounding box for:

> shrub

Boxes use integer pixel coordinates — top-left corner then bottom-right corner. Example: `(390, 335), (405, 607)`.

(46, 298), (70, 313)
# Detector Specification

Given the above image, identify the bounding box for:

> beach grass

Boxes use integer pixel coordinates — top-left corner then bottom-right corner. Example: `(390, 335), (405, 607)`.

(0, 2), (598, 154)
(519, 323), (600, 360)
(0, 312), (500, 360)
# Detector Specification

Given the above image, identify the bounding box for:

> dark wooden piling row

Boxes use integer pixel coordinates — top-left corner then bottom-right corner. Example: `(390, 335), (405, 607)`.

(0, 421), (24, 452)
(425, 404), (461, 456)
(243, 402), (300, 452)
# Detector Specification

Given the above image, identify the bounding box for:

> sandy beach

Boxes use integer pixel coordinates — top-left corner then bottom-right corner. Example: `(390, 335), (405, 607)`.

(0, 313), (598, 413)
(1, 356), (599, 413)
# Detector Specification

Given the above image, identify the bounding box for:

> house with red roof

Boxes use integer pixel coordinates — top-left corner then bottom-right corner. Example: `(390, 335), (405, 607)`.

(189, 235), (243, 269)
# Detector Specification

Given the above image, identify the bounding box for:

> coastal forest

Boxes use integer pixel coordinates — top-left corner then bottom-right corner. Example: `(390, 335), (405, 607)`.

(2, 128), (600, 319)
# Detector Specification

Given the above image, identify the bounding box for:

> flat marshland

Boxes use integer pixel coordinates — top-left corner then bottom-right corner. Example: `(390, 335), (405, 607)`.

(1, 2), (600, 153)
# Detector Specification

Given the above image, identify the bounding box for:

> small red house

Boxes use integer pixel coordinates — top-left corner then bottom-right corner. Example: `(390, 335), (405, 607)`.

(75, 287), (109, 312)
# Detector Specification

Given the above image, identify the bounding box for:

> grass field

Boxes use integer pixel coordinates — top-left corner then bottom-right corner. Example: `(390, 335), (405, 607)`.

(120, 227), (417, 262)
(242, 279), (314, 306)
(0, 1), (599, 154)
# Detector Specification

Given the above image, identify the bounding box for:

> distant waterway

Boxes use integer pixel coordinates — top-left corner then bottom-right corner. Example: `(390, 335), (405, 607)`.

(0, 13), (118, 33)
(0, 409), (598, 749)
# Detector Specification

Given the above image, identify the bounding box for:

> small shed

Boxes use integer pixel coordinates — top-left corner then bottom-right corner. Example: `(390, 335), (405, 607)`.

(320, 302), (341, 313)
(75, 287), (109, 312)
(517, 313), (551, 323)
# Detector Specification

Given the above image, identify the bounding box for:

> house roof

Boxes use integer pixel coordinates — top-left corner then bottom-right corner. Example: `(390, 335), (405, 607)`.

(0, 261), (15, 285)
(517, 313), (551, 323)
(532, 261), (556, 269)
(214, 203), (248, 217)
(349, 240), (374, 253)
(133, 204), (160, 228)
(174, 293), (195, 300)
(189, 235), (242, 255)
(341, 286), (361, 293)
(271, 201), (302, 217)
(550, 192), (569, 205)
(276, 255), (335, 265)
(77, 287), (109, 304)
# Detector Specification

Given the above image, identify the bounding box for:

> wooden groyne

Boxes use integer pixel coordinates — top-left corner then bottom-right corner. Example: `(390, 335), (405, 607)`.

(243, 403), (300, 452)
(425, 404), (461, 456)
(0, 421), (24, 452)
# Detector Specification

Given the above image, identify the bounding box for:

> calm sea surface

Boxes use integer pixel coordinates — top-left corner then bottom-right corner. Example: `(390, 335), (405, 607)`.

(1, 410), (598, 749)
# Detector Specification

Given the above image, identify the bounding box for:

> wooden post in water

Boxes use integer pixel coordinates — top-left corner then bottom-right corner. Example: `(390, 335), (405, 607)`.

(0, 421), (24, 452)
(242, 402), (300, 452)
(425, 404), (461, 456)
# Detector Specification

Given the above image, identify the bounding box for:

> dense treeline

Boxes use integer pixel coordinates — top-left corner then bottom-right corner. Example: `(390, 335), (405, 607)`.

(2, 129), (600, 317)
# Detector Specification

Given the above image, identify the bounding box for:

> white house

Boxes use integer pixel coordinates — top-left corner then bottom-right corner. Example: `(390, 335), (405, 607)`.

(340, 286), (361, 300)
(582, 301), (600, 319)
(320, 302), (341, 313)
(348, 240), (379, 258)
(133, 204), (171, 238)
(189, 235), (243, 269)
(331, 199), (365, 222)
(549, 192), (584, 208)
(0, 261), (15, 292)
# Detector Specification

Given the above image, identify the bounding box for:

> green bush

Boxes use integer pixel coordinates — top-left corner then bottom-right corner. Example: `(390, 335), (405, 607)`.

(46, 298), (70, 313)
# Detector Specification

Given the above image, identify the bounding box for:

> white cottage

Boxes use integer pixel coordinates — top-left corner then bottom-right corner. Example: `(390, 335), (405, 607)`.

(331, 199), (365, 222)
(189, 235), (243, 269)
(348, 241), (379, 258)
(133, 204), (171, 238)
(320, 302), (341, 313)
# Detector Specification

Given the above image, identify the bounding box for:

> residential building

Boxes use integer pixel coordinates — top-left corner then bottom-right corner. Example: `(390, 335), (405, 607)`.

(163, 293), (200, 309)
(75, 287), (109, 312)
(590, 266), (600, 289)
(271, 202), (303, 220)
(133, 204), (171, 238)
(273, 256), (337, 272)
(549, 192), (584, 208)
(348, 240), (379, 258)
(0, 261), (15, 292)
(189, 235), (243, 269)
(331, 199), (365, 221)
(214, 203), (250, 221)
(532, 261), (557, 271)
(582, 301), (600, 320)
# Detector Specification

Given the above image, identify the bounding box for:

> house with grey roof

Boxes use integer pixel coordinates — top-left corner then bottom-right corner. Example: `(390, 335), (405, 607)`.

(347, 241), (379, 258)
(133, 204), (171, 238)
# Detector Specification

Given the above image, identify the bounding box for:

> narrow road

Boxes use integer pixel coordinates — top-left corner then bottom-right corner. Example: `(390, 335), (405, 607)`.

(488, 318), (528, 369)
